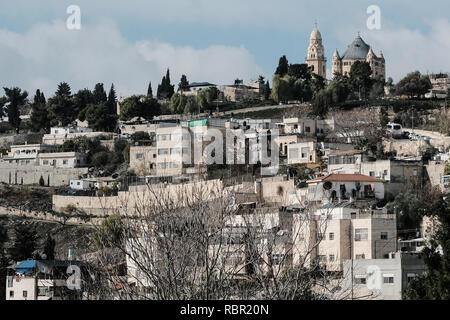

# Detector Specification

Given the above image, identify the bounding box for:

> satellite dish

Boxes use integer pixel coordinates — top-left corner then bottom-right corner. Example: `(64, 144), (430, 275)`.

(41, 254), (47, 260)
(323, 181), (332, 190)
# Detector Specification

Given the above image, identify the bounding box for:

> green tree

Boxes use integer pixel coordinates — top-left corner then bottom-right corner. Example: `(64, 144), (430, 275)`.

(395, 71), (432, 98)
(84, 102), (118, 132)
(370, 75), (386, 99)
(387, 191), (426, 237)
(93, 215), (124, 248)
(310, 74), (326, 96)
(348, 61), (373, 101)
(404, 191), (450, 299)
(30, 89), (50, 133)
(107, 84), (117, 115)
(7, 222), (38, 262)
(3, 87), (28, 133)
(92, 83), (108, 104)
(157, 69), (175, 99)
(0, 222), (9, 301)
(328, 74), (351, 104)
(270, 75), (294, 103)
(184, 95), (199, 114)
(119, 95), (161, 121)
(147, 81), (153, 97)
(311, 89), (332, 118)
(264, 80), (271, 101)
(43, 234), (56, 260)
(288, 64), (312, 82)
(47, 82), (75, 126)
(0, 96), (6, 118)
(39, 175), (45, 187)
(178, 74), (190, 92)
(196, 87), (219, 112)
(380, 106), (390, 129)
(75, 88), (95, 121)
(169, 93), (185, 114)
(275, 55), (289, 76)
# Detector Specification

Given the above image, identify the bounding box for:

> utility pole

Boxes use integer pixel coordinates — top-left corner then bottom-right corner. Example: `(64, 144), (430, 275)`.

(349, 221), (354, 300)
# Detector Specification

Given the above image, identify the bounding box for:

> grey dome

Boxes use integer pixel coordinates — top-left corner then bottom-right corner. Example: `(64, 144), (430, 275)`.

(342, 36), (372, 60)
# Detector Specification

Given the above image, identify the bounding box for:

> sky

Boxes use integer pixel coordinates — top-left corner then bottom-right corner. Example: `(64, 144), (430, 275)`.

(0, 0), (449, 98)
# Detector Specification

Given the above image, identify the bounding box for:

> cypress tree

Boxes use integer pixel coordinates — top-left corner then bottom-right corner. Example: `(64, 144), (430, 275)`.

(30, 89), (50, 133)
(93, 83), (107, 104)
(107, 84), (117, 114)
(43, 234), (56, 260)
(147, 82), (153, 97)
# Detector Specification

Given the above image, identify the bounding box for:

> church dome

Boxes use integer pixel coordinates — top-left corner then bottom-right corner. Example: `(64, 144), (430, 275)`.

(310, 28), (322, 41)
(342, 35), (371, 60)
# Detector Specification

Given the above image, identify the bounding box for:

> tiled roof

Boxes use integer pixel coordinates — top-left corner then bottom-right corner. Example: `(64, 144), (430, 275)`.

(307, 173), (384, 183)
(329, 150), (364, 156)
(342, 36), (375, 60)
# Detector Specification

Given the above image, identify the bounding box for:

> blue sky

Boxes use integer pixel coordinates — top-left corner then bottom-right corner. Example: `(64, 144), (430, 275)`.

(1, 0), (449, 97)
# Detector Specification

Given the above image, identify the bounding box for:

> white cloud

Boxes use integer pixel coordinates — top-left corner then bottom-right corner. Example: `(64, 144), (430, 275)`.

(0, 19), (262, 97)
(367, 19), (450, 81)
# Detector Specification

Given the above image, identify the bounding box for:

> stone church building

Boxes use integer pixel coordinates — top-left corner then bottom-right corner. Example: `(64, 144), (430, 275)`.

(332, 34), (386, 79)
(305, 27), (327, 79)
(305, 26), (386, 80)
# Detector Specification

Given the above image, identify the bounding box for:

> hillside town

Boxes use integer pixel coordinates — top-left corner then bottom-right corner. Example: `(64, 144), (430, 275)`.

(0, 26), (450, 302)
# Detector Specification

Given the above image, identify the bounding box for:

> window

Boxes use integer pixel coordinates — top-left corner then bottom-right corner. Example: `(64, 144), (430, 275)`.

(43, 160), (49, 165)
(77, 182), (81, 186)
(23, 291), (27, 298)
(63, 160), (68, 165)
(369, 171), (375, 177)
(329, 232), (335, 241)
(157, 163), (167, 169)
(170, 148), (181, 155)
(383, 275), (394, 284)
(7, 276), (13, 288)
(318, 255), (326, 263)
(329, 254), (335, 262)
(355, 276), (366, 285)
(136, 153), (144, 159)
(355, 228), (368, 241)
(38, 286), (49, 297)
(158, 148), (169, 155)
(9, 291), (14, 298)
(305, 127), (311, 133)
(356, 254), (366, 260)
(380, 232), (388, 240)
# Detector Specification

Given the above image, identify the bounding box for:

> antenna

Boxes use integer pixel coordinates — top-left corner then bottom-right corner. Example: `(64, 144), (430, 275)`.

(314, 20), (318, 29)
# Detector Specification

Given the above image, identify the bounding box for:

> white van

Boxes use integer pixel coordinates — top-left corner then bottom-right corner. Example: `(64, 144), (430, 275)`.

(387, 122), (403, 139)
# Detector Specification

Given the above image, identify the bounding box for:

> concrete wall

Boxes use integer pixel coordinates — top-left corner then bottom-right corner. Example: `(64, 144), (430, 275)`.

(261, 176), (295, 204)
(0, 165), (88, 186)
(53, 179), (229, 215)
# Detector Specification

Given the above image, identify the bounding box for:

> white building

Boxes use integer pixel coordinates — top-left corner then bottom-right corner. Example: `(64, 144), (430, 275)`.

(38, 152), (87, 168)
(306, 174), (385, 203)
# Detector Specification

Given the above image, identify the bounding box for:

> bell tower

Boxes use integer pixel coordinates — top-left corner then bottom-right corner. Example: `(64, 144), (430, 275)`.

(306, 23), (327, 79)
